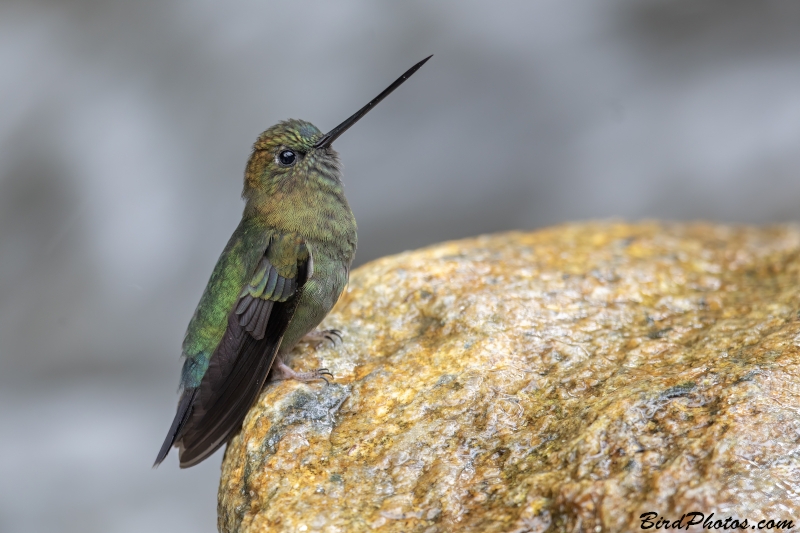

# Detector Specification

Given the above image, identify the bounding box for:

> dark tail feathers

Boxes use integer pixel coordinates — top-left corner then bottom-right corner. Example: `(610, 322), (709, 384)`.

(153, 388), (197, 467)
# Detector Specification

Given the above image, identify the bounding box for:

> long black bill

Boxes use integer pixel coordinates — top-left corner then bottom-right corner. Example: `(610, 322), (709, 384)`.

(314, 55), (432, 149)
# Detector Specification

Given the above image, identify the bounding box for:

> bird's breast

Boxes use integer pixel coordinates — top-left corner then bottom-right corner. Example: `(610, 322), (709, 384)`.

(253, 188), (357, 264)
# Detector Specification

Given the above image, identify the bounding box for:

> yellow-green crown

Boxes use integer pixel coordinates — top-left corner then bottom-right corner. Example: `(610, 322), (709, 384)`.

(253, 119), (322, 153)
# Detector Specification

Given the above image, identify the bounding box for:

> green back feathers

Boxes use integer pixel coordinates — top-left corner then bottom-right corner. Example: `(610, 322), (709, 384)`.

(180, 218), (269, 388)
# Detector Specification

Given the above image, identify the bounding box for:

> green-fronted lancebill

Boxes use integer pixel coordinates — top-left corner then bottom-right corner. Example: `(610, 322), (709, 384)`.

(154, 56), (432, 468)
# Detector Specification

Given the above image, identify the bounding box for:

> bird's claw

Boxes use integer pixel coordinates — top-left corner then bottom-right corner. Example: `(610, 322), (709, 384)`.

(315, 368), (334, 384)
(271, 359), (334, 384)
(302, 328), (344, 348)
(324, 329), (343, 345)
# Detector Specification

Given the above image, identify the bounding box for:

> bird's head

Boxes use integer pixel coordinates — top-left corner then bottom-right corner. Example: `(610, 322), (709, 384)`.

(242, 55), (432, 203)
(243, 119), (341, 200)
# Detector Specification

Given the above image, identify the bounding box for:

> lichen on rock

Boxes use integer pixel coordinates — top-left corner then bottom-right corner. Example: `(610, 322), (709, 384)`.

(219, 222), (800, 532)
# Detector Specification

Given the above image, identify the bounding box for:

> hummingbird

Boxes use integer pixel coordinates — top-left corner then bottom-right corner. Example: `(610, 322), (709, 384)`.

(154, 56), (432, 468)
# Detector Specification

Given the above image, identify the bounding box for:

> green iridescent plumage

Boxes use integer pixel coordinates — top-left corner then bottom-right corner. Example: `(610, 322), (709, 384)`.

(155, 56), (431, 468)
(179, 218), (271, 388)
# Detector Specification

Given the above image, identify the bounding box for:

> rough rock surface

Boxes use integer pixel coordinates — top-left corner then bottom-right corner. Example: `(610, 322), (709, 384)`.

(218, 222), (800, 533)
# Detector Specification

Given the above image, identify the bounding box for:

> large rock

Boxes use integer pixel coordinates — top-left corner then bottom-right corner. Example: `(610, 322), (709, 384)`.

(218, 222), (800, 533)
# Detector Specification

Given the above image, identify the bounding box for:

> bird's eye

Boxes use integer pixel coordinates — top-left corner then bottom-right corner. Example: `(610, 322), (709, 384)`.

(277, 150), (296, 166)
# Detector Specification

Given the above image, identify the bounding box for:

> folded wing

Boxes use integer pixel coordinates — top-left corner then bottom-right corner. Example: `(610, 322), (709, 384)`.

(154, 232), (311, 468)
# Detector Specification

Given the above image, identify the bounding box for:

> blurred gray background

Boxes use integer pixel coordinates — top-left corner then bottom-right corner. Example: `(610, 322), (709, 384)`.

(2, 0), (800, 531)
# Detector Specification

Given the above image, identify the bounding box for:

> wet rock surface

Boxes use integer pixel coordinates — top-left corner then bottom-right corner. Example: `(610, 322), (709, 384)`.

(218, 222), (800, 532)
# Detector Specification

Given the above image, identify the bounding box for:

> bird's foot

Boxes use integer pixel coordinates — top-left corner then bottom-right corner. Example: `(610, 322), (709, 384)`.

(270, 358), (333, 384)
(300, 328), (343, 349)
